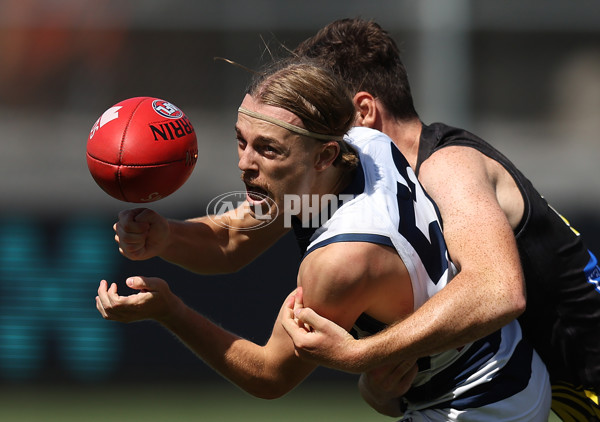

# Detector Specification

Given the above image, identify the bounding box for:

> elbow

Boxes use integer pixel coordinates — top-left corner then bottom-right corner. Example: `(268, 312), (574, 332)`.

(505, 276), (527, 320)
(245, 381), (293, 400)
(254, 390), (287, 401)
(196, 254), (249, 275)
(209, 248), (251, 274)
(511, 291), (527, 318)
(239, 369), (296, 400)
(485, 273), (526, 324)
(225, 256), (251, 274)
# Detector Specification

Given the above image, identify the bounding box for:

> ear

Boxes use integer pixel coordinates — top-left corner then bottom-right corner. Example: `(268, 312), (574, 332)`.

(353, 91), (381, 130)
(314, 141), (340, 171)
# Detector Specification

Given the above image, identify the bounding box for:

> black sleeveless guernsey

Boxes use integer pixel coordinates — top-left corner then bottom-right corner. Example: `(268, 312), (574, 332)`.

(416, 122), (600, 389)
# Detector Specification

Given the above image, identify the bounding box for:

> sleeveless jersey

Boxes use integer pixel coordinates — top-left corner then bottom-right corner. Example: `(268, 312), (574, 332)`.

(416, 122), (600, 390)
(292, 127), (550, 419)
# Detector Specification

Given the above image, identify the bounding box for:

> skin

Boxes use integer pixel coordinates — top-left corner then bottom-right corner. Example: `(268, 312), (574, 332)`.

(280, 92), (527, 414)
(110, 90), (527, 416)
(98, 95), (416, 403)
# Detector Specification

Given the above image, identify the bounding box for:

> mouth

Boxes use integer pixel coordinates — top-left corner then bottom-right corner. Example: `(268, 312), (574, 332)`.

(244, 182), (270, 204)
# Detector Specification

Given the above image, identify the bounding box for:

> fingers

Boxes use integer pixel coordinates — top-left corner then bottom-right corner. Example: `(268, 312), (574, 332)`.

(126, 276), (146, 290)
(281, 292), (312, 358)
(96, 279), (118, 320)
(289, 287), (325, 331)
(117, 208), (151, 232)
(288, 287), (314, 332)
(282, 307), (322, 350)
(282, 291), (310, 335)
(284, 294), (296, 315)
(131, 208), (161, 225)
(114, 209), (152, 258)
(403, 362), (418, 382)
(114, 208), (169, 261)
(386, 362), (418, 397)
(95, 276), (160, 322)
(389, 360), (418, 380)
(108, 280), (118, 295)
(96, 279), (109, 318)
(293, 307), (324, 332)
(364, 360), (419, 398)
(293, 286), (304, 312)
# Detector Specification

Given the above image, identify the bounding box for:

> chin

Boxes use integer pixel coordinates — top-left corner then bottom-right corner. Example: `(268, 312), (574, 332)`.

(246, 191), (279, 222)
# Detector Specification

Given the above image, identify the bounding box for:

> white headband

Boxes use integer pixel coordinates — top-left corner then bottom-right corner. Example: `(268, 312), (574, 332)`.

(238, 107), (344, 142)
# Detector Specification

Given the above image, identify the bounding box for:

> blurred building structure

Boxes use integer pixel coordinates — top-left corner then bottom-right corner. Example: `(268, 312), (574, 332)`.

(0, 0), (598, 215)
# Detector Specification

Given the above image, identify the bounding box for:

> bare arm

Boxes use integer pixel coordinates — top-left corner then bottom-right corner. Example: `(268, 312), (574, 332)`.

(404, 146), (526, 351)
(114, 205), (289, 274)
(96, 277), (315, 399)
(282, 146), (526, 371)
(96, 243), (385, 398)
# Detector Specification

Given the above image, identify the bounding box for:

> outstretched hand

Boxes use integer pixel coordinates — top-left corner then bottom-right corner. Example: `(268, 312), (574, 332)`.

(281, 287), (363, 373)
(96, 276), (179, 324)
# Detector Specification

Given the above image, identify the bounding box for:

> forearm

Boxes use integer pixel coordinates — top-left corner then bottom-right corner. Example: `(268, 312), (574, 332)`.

(159, 303), (289, 399)
(160, 216), (287, 275)
(352, 270), (524, 370)
(97, 276), (300, 398)
(159, 217), (238, 274)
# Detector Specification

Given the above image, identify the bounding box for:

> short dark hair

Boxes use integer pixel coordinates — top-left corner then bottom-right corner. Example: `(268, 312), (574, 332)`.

(295, 18), (418, 121)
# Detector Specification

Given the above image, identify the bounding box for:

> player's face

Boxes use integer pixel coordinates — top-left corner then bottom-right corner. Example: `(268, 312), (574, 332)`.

(236, 94), (323, 218)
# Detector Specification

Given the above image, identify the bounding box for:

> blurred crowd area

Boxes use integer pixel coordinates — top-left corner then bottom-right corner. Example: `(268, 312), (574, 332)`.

(0, 0), (599, 215)
(0, 0), (599, 386)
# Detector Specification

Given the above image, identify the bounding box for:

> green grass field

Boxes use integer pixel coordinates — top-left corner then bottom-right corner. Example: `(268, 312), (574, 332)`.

(0, 380), (394, 422)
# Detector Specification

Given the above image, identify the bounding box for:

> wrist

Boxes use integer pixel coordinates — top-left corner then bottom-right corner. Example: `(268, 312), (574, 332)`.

(157, 294), (187, 328)
(157, 218), (177, 259)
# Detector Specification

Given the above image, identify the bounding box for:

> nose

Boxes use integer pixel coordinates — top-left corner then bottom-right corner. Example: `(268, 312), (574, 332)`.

(238, 145), (258, 172)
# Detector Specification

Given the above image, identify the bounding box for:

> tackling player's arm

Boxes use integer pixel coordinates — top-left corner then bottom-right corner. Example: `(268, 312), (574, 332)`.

(114, 205), (289, 274)
(385, 145), (525, 355)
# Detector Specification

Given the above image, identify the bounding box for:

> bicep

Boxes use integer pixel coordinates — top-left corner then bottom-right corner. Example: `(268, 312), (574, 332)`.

(419, 148), (525, 303)
(298, 244), (377, 332)
(420, 148), (521, 273)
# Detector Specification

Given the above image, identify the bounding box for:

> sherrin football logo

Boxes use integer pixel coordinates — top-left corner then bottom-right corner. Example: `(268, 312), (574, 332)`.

(89, 106), (121, 139)
(152, 100), (183, 119)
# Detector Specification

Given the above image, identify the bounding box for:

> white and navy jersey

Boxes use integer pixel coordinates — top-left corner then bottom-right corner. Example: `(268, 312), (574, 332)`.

(298, 126), (453, 309)
(292, 127), (550, 420)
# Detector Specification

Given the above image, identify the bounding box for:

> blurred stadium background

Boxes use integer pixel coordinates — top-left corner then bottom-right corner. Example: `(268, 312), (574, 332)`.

(0, 1), (599, 420)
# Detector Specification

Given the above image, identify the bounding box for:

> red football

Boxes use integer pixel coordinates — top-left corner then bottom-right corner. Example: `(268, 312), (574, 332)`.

(86, 97), (198, 202)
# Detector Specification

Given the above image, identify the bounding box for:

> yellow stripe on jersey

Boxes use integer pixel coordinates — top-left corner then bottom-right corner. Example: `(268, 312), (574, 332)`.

(551, 381), (600, 421)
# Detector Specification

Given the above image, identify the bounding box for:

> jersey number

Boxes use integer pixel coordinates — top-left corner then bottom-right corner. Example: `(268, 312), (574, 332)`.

(391, 144), (448, 284)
